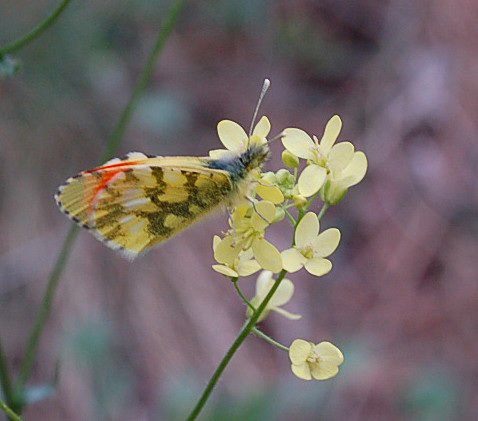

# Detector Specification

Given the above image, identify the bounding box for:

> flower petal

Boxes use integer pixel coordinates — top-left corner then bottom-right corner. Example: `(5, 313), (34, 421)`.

(212, 235), (221, 252)
(281, 248), (306, 272)
(309, 361), (339, 380)
(214, 235), (241, 265)
(252, 238), (282, 273)
(289, 339), (313, 364)
(217, 120), (248, 152)
(314, 341), (344, 366)
(298, 164), (327, 197)
(304, 257), (332, 277)
(255, 270), (274, 296)
(212, 265), (238, 277)
(291, 363), (312, 380)
(295, 212), (320, 248)
(208, 149), (233, 159)
(313, 228), (341, 257)
(237, 259), (261, 277)
(252, 116), (271, 139)
(255, 183), (284, 204)
(282, 128), (315, 160)
(268, 278), (295, 306)
(272, 306), (302, 320)
(340, 151), (368, 187)
(250, 201), (276, 229)
(328, 141), (354, 172)
(319, 115), (342, 154)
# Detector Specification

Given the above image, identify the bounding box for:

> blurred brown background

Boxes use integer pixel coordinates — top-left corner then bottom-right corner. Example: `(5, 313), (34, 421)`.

(1, 0), (478, 420)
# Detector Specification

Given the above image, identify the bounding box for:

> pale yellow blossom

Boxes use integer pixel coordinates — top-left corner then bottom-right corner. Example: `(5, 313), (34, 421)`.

(216, 202), (282, 273)
(247, 271), (301, 322)
(289, 339), (344, 380)
(281, 212), (340, 276)
(212, 235), (261, 277)
(209, 117), (284, 204)
(282, 115), (366, 198)
(209, 116), (270, 159)
(321, 151), (367, 205)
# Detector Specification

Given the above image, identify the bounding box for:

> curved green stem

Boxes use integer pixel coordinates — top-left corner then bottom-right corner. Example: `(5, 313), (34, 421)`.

(0, 398), (23, 421)
(12, 0), (187, 411)
(100, 0), (186, 162)
(16, 225), (79, 390)
(317, 203), (329, 221)
(304, 191), (321, 212)
(0, 335), (14, 409)
(232, 281), (256, 312)
(0, 0), (72, 55)
(251, 327), (289, 352)
(283, 208), (296, 225)
(186, 270), (288, 420)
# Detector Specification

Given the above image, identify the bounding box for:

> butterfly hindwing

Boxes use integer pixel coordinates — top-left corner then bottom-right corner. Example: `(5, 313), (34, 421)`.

(55, 153), (235, 257)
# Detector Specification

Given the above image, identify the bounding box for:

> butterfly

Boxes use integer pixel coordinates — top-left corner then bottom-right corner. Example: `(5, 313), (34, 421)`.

(54, 80), (276, 259)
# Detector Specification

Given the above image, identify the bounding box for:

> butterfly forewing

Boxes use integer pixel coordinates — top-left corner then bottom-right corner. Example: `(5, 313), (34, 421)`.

(55, 154), (235, 257)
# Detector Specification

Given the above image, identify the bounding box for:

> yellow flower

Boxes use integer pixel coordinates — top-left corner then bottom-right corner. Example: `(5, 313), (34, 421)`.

(209, 116), (284, 204)
(209, 116), (270, 159)
(282, 115), (366, 198)
(212, 235), (261, 277)
(289, 339), (344, 380)
(255, 176), (284, 204)
(281, 212), (340, 276)
(321, 151), (367, 205)
(247, 271), (301, 322)
(216, 202), (282, 273)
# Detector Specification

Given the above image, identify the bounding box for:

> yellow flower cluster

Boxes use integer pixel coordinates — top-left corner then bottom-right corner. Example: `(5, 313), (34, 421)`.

(210, 114), (367, 382)
(282, 115), (367, 204)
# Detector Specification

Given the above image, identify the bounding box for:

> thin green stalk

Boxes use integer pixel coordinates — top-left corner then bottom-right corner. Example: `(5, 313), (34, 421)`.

(101, 0), (186, 162)
(251, 327), (288, 352)
(232, 281), (256, 313)
(0, 0), (72, 55)
(186, 270), (288, 420)
(284, 208), (296, 225)
(16, 225), (79, 390)
(304, 191), (321, 212)
(0, 335), (14, 409)
(0, 398), (23, 421)
(13, 0), (187, 409)
(317, 203), (329, 221)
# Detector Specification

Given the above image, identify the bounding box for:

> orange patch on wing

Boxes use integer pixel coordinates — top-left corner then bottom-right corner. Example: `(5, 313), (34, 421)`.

(86, 162), (144, 213)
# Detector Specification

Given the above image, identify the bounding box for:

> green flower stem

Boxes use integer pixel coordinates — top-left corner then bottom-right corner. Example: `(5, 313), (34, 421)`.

(186, 269), (288, 420)
(11, 0), (187, 411)
(232, 280), (256, 312)
(16, 225), (79, 391)
(0, 398), (23, 421)
(251, 327), (289, 352)
(317, 203), (329, 221)
(0, 335), (14, 409)
(0, 0), (72, 56)
(283, 208), (296, 225)
(100, 0), (186, 162)
(304, 191), (321, 212)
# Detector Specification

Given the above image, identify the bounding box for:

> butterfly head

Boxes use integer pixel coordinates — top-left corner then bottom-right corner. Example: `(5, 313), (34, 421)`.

(240, 142), (270, 173)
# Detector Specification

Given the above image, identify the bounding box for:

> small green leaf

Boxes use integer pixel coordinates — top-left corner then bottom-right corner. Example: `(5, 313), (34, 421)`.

(0, 55), (20, 78)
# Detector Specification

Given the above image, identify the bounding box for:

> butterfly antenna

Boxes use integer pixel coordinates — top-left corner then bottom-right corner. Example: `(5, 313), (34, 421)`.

(267, 131), (285, 145)
(248, 78), (271, 138)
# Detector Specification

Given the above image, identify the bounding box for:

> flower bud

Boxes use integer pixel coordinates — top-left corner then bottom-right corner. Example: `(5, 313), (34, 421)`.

(321, 179), (348, 205)
(272, 207), (285, 223)
(276, 169), (291, 184)
(261, 171), (276, 184)
(293, 194), (308, 209)
(282, 149), (299, 168)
